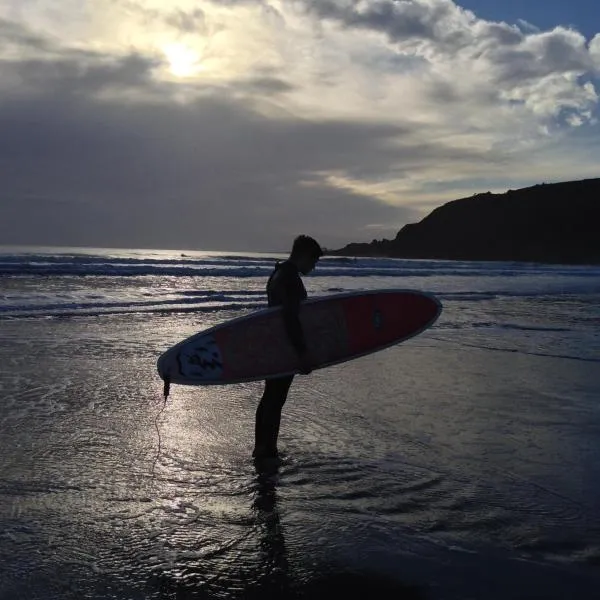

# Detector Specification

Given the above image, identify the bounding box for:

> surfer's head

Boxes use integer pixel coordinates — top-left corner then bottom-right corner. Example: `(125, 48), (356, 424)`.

(290, 234), (323, 274)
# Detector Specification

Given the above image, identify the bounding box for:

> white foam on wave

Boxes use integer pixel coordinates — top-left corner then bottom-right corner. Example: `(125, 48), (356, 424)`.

(2, 249), (600, 329)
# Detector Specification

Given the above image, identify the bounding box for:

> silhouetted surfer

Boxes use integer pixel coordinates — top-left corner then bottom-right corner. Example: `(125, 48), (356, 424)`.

(253, 235), (323, 461)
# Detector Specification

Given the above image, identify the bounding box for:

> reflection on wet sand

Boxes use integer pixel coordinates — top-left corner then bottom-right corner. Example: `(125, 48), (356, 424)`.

(250, 459), (291, 598)
(250, 458), (425, 600)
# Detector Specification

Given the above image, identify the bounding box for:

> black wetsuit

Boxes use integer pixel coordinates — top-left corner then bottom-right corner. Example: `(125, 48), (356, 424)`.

(267, 260), (308, 353)
(254, 260), (307, 458)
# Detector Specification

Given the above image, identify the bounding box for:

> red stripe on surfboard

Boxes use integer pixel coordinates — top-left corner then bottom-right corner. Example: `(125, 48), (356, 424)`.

(343, 292), (438, 355)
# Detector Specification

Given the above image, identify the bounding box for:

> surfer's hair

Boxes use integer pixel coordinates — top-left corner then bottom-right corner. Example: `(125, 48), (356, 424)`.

(291, 235), (323, 259)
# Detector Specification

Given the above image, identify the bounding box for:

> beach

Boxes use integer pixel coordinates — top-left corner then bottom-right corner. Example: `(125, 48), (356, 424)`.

(1, 247), (600, 599)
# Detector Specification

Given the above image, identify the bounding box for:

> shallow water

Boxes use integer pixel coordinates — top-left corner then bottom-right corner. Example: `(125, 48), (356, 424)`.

(1, 248), (600, 599)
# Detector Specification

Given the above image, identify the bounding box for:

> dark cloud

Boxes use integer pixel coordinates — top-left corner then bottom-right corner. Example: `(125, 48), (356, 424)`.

(300, 0), (596, 83)
(0, 17), (55, 52)
(486, 29), (594, 84)
(0, 53), (160, 99)
(0, 21), (433, 250)
(165, 8), (207, 34)
(301, 0), (522, 50)
(301, 0), (471, 50)
(0, 83), (421, 250)
(240, 76), (296, 94)
(479, 22), (523, 46)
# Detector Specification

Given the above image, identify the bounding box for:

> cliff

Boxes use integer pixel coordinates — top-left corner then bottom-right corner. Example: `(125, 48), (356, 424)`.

(330, 178), (600, 264)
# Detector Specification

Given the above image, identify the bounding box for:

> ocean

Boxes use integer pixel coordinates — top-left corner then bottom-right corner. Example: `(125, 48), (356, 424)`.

(1, 246), (599, 600)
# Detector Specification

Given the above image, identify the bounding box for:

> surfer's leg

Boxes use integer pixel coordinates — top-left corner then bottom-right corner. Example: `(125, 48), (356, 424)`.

(254, 382), (270, 456)
(254, 379), (278, 457)
(265, 375), (294, 455)
(254, 375), (294, 458)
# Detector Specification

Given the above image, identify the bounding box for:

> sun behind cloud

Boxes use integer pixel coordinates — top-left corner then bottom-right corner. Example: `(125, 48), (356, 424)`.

(162, 42), (202, 77)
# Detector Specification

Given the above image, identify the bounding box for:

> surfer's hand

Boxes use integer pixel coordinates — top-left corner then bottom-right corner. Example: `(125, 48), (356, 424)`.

(298, 350), (313, 375)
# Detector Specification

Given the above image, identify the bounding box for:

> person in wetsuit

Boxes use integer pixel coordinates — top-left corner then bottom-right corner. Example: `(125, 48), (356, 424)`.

(253, 235), (323, 460)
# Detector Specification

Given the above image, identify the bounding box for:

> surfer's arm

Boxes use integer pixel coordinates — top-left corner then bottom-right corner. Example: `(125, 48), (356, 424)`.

(278, 282), (307, 356)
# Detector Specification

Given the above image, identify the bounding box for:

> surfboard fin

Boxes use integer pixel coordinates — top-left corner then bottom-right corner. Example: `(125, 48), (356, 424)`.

(163, 375), (171, 400)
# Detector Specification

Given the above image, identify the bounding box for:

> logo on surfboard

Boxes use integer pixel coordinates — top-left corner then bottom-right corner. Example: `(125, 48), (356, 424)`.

(373, 308), (383, 330)
(178, 335), (224, 380)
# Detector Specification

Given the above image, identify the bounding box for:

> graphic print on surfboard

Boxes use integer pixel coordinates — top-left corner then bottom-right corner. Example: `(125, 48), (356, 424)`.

(177, 335), (224, 380)
(157, 289), (442, 386)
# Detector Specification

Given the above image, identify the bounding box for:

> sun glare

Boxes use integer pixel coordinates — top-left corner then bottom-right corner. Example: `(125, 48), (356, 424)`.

(163, 43), (202, 77)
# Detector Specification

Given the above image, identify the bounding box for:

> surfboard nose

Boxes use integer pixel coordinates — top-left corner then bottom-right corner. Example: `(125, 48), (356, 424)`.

(156, 352), (168, 380)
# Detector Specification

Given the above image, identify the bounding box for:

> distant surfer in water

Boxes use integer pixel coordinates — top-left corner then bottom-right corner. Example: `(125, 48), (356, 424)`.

(253, 235), (323, 461)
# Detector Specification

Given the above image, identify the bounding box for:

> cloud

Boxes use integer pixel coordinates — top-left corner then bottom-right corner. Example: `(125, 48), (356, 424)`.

(113, 1), (208, 35)
(487, 27), (595, 84)
(297, 0), (599, 120)
(165, 8), (207, 34)
(0, 53), (161, 101)
(307, 0), (452, 41)
(0, 2), (600, 251)
(239, 75), (296, 94)
(0, 30), (417, 249)
(517, 18), (540, 34)
(590, 34), (600, 65)
(0, 16), (54, 52)
(300, 0), (514, 50)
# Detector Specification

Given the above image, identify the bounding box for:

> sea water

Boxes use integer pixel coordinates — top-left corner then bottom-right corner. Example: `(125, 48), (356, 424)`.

(1, 246), (599, 599)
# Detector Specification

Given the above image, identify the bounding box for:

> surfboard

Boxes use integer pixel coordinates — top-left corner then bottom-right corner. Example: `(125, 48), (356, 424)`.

(157, 289), (442, 391)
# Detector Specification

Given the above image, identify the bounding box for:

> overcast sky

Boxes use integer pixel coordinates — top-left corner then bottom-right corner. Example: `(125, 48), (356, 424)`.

(1, 0), (599, 252)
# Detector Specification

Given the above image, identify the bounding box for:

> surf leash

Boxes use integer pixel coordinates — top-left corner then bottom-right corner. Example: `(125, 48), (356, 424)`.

(151, 374), (170, 477)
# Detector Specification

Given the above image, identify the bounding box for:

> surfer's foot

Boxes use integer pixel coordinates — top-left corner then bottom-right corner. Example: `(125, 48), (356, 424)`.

(252, 447), (279, 458)
(253, 454), (282, 472)
(252, 446), (278, 460)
